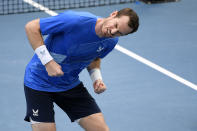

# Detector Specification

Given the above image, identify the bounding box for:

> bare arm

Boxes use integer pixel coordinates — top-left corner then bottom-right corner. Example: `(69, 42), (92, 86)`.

(25, 19), (44, 50)
(87, 58), (101, 71)
(87, 58), (106, 94)
(25, 19), (64, 77)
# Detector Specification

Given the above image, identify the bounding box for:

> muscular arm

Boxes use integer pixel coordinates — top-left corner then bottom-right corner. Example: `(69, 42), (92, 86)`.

(87, 58), (107, 94)
(87, 58), (101, 71)
(25, 19), (44, 50)
(25, 19), (64, 77)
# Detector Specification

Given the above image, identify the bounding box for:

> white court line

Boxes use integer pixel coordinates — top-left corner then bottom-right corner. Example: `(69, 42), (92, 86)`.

(115, 45), (197, 91)
(23, 0), (197, 91)
(23, 0), (57, 16)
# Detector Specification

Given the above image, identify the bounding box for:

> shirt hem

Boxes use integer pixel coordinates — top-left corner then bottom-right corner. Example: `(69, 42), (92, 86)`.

(24, 80), (81, 92)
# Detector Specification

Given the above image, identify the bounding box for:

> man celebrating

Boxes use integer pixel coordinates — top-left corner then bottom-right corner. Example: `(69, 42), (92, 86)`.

(24, 8), (139, 131)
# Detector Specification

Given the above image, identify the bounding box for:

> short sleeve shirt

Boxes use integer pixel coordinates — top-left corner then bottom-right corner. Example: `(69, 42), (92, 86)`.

(24, 11), (119, 92)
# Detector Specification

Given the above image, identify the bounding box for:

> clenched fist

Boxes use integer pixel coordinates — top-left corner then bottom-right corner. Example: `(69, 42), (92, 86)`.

(45, 60), (64, 77)
(93, 79), (107, 94)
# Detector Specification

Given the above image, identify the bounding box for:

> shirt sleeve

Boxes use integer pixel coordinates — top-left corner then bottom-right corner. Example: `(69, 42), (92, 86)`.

(99, 37), (119, 59)
(39, 11), (79, 35)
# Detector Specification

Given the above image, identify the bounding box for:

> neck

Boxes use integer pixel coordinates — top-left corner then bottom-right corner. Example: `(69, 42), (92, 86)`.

(95, 18), (104, 37)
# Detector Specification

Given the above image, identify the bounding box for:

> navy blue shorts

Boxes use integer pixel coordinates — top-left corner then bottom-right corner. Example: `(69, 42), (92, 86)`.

(24, 83), (101, 123)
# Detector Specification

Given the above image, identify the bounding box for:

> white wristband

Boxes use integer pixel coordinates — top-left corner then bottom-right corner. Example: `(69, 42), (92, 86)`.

(88, 68), (102, 83)
(35, 45), (53, 65)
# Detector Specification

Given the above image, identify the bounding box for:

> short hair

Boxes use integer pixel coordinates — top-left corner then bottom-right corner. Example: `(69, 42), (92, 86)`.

(116, 8), (139, 34)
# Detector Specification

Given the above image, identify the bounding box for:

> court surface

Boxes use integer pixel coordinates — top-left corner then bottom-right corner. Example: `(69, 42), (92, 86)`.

(0, 0), (197, 130)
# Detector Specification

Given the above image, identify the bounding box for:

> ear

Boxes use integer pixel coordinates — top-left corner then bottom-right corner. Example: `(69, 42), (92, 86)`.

(110, 11), (118, 17)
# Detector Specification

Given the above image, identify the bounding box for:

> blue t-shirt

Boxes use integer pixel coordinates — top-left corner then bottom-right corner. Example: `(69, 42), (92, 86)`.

(24, 11), (119, 92)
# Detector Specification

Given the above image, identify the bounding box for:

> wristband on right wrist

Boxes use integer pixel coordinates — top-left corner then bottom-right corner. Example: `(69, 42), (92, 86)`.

(35, 45), (53, 65)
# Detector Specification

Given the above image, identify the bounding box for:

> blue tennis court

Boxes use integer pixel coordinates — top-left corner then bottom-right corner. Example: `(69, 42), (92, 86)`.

(0, 0), (197, 130)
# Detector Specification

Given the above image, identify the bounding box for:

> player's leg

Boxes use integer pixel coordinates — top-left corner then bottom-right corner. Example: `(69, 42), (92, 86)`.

(31, 123), (56, 131)
(79, 113), (109, 131)
(54, 83), (109, 131)
(24, 85), (56, 131)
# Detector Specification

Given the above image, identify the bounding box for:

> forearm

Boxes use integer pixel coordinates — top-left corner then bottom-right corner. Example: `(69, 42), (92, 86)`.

(25, 18), (53, 65)
(25, 18), (63, 77)
(87, 58), (106, 94)
(87, 58), (102, 83)
(25, 19), (44, 50)
(87, 58), (101, 71)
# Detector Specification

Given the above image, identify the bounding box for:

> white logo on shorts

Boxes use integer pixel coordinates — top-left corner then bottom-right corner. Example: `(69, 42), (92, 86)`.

(32, 109), (39, 116)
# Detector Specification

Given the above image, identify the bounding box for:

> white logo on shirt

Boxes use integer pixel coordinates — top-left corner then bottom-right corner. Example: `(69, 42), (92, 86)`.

(32, 109), (39, 116)
(97, 46), (104, 52)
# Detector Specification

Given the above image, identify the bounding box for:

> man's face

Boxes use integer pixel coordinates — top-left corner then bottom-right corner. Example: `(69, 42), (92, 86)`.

(101, 13), (132, 38)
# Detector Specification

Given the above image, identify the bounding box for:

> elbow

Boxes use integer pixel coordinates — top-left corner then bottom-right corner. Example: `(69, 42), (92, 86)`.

(25, 22), (31, 33)
(25, 19), (40, 34)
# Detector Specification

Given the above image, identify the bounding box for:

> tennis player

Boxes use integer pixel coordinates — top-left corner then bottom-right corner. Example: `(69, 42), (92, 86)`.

(24, 8), (139, 131)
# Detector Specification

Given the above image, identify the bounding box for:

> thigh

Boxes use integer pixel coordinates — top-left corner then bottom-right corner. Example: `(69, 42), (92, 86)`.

(54, 83), (101, 122)
(31, 123), (56, 131)
(24, 85), (55, 123)
(79, 113), (109, 131)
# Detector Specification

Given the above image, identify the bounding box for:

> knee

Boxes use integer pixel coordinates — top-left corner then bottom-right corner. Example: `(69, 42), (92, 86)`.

(83, 123), (109, 131)
(79, 113), (110, 131)
(97, 124), (110, 131)
(31, 123), (56, 131)
(103, 125), (110, 131)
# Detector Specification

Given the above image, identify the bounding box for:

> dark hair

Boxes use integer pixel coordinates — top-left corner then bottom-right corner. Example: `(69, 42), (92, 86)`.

(116, 8), (139, 34)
